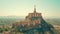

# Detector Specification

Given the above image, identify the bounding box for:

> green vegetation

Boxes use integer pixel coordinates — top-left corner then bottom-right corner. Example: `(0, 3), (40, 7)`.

(0, 28), (8, 33)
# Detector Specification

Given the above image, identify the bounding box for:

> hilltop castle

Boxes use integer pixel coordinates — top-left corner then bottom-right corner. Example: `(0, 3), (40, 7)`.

(12, 6), (54, 34)
(17, 5), (42, 26)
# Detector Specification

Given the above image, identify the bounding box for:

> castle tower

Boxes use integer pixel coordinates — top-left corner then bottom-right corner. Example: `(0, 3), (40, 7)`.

(25, 5), (42, 20)
(34, 5), (36, 13)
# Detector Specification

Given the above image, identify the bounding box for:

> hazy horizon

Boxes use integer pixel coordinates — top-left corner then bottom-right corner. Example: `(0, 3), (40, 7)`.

(0, 0), (60, 18)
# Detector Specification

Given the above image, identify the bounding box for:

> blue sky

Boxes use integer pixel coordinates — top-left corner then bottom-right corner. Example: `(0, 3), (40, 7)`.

(0, 0), (60, 18)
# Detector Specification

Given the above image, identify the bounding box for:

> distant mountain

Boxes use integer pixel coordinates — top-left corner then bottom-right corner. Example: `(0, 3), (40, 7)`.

(0, 16), (60, 26)
(0, 16), (25, 18)
(0, 16), (25, 25)
(45, 18), (60, 26)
